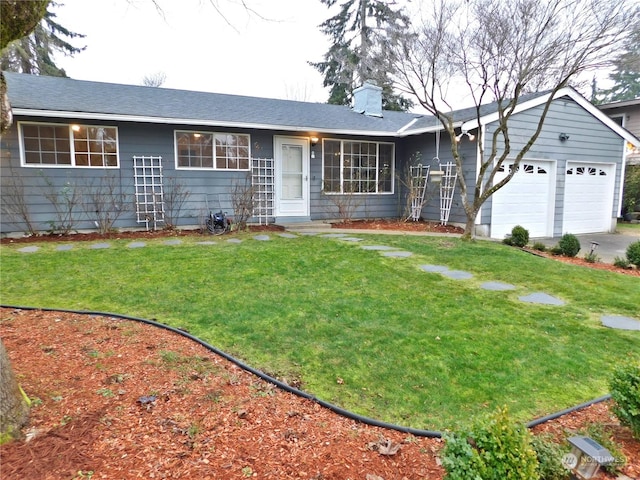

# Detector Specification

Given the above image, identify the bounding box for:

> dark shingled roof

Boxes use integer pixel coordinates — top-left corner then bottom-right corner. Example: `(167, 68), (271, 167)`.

(5, 72), (567, 138)
(4, 72), (423, 135)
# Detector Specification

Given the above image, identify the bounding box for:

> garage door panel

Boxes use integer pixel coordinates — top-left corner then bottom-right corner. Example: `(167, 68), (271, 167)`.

(562, 163), (614, 234)
(490, 160), (554, 239)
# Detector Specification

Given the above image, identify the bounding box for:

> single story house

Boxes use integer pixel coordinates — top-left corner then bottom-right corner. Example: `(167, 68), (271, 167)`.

(1, 72), (638, 239)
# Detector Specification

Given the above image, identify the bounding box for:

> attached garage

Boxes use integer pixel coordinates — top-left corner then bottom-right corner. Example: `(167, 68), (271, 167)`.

(490, 160), (555, 239)
(562, 162), (615, 234)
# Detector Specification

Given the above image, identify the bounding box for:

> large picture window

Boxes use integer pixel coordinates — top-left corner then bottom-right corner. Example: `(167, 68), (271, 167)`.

(175, 131), (250, 170)
(322, 139), (394, 194)
(20, 122), (119, 168)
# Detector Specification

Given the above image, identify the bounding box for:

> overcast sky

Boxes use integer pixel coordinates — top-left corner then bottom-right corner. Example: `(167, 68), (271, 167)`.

(53, 0), (333, 102)
(50, 0), (616, 111)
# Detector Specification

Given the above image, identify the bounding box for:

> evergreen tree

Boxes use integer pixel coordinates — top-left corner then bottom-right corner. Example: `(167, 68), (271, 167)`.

(311, 0), (412, 111)
(1, 1), (84, 77)
(597, 26), (640, 103)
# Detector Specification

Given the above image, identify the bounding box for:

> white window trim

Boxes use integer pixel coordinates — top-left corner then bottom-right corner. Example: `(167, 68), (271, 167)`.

(18, 121), (120, 169)
(321, 138), (395, 195)
(174, 130), (251, 171)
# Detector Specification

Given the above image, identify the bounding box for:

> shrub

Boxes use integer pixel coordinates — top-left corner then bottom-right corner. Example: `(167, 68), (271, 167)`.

(532, 242), (547, 252)
(441, 406), (539, 480)
(583, 252), (600, 263)
(613, 256), (631, 269)
(502, 236), (514, 246)
(626, 240), (640, 267)
(510, 225), (530, 247)
(549, 245), (563, 256)
(609, 361), (640, 440)
(530, 434), (570, 480)
(558, 234), (580, 257)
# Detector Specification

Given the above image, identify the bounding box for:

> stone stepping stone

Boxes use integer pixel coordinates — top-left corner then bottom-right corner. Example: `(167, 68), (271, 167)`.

(90, 243), (111, 249)
(196, 241), (217, 245)
(128, 242), (146, 248)
(279, 233), (297, 239)
(339, 237), (363, 242)
(361, 245), (398, 251)
(601, 315), (640, 331)
(321, 233), (347, 238)
(518, 292), (565, 306)
(18, 246), (39, 253)
(441, 270), (473, 280)
(420, 264), (449, 273)
(481, 281), (516, 291)
(56, 245), (74, 251)
(381, 250), (413, 257)
(254, 235), (270, 241)
(164, 239), (182, 246)
(227, 238), (243, 244)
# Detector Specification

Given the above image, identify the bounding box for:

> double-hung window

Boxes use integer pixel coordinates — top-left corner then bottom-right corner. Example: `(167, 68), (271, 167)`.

(322, 139), (394, 194)
(175, 131), (250, 170)
(20, 122), (119, 168)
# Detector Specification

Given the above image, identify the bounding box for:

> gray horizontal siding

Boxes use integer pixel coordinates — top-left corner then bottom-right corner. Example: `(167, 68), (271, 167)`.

(1, 120), (403, 234)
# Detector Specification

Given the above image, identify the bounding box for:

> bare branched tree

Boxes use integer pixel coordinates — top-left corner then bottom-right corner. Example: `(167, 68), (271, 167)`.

(141, 71), (166, 87)
(1, 169), (38, 235)
(387, 0), (638, 239)
(163, 176), (190, 229)
(41, 176), (83, 234)
(322, 182), (363, 223)
(81, 175), (128, 234)
(229, 173), (256, 231)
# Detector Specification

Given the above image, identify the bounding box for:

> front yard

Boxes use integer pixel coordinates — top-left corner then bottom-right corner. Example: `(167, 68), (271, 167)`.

(1, 231), (638, 432)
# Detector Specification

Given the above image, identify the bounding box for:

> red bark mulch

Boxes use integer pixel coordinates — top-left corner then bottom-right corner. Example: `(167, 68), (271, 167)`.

(1, 308), (638, 480)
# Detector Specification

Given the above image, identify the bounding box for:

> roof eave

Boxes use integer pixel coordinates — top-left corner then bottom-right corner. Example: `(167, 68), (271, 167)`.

(459, 88), (640, 147)
(11, 108), (401, 138)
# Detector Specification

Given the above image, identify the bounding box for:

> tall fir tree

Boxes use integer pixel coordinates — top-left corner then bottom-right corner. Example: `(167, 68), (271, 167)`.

(1, 1), (84, 77)
(311, 0), (412, 111)
(596, 25), (640, 103)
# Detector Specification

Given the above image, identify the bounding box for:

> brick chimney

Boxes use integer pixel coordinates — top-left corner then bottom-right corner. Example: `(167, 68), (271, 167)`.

(353, 82), (383, 117)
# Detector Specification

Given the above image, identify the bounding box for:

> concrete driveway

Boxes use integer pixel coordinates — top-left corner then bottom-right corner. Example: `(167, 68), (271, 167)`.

(535, 230), (640, 264)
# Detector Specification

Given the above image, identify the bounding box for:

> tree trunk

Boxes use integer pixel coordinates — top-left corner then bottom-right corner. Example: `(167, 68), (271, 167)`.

(461, 207), (480, 241)
(0, 72), (13, 133)
(0, 339), (29, 444)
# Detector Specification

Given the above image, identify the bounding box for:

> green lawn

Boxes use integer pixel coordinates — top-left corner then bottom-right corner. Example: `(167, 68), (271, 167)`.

(1, 233), (638, 430)
(617, 221), (640, 234)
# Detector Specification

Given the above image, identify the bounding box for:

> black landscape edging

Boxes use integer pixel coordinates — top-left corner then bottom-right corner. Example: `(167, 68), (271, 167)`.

(1, 305), (613, 438)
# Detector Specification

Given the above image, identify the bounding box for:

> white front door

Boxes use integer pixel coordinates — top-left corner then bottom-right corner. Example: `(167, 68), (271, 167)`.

(275, 136), (309, 217)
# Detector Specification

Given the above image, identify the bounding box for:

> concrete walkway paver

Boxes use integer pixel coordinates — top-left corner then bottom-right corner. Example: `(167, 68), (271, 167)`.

(601, 315), (640, 331)
(11, 228), (639, 320)
(519, 293), (565, 306)
(481, 281), (516, 291)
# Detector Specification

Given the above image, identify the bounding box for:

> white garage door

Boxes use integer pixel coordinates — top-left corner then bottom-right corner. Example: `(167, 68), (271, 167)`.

(490, 160), (554, 239)
(562, 162), (615, 234)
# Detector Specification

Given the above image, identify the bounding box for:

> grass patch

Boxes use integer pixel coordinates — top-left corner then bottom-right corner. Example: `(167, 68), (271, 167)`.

(1, 233), (638, 430)
(617, 221), (640, 233)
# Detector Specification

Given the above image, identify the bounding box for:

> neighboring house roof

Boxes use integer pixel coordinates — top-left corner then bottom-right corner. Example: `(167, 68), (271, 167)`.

(5, 72), (639, 146)
(598, 97), (640, 110)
